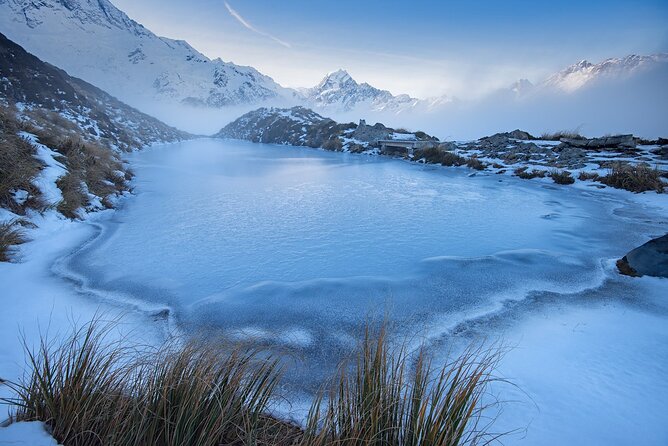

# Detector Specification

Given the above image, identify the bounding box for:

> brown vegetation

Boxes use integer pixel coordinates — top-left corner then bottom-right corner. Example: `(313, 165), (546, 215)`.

(0, 220), (26, 262)
(577, 171), (600, 181)
(514, 167), (547, 180)
(549, 170), (575, 185)
(599, 163), (664, 193)
(0, 108), (44, 214)
(2, 320), (506, 446)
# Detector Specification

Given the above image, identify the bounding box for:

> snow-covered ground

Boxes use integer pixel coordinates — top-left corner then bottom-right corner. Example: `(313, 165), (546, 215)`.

(0, 139), (165, 434)
(0, 421), (62, 445)
(1, 138), (666, 444)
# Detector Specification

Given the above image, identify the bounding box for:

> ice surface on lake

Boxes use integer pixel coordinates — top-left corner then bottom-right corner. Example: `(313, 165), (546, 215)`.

(63, 139), (668, 444)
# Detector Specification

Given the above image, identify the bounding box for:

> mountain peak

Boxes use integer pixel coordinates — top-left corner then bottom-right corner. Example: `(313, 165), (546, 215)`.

(317, 69), (356, 89)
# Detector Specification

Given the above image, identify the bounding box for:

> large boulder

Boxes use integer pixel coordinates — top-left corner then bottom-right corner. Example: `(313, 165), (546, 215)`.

(561, 135), (636, 149)
(617, 234), (668, 278)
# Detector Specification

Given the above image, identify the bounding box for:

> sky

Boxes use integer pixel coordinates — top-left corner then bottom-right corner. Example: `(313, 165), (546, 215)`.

(112, 0), (668, 99)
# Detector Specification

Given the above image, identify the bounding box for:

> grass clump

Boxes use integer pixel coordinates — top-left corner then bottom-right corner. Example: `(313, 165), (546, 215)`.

(514, 167), (547, 179)
(0, 220), (26, 262)
(52, 138), (129, 218)
(302, 325), (503, 446)
(539, 129), (584, 141)
(466, 157), (486, 171)
(549, 170), (575, 185)
(577, 171), (600, 181)
(0, 108), (43, 214)
(2, 320), (507, 446)
(599, 163), (664, 193)
(2, 319), (284, 446)
(441, 151), (467, 167)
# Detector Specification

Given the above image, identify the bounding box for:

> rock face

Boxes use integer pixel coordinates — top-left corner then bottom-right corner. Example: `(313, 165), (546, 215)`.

(617, 234), (668, 278)
(216, 107), (436, 153)
(560, 135), (636, 149)
(0, 32), (188, 149)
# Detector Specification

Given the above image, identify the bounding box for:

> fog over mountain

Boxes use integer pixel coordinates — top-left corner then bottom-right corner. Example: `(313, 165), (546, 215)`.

(1, 0), (665, 138)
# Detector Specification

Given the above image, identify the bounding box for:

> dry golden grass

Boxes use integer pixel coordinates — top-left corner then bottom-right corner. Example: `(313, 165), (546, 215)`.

(2, 320), (507, 446)
(0, 220), (26, 262)
(549, 170), (575, 185)
(514, 167), (547, 180)
(0, 108), (44, 214)
(599, 163), (664, 193)
(51, 137), (129, 218)
(302, 325), (504, 446)
(577, 171), (600, 181)
(2, 318), (284, 446)
(539, 130), (584, 141)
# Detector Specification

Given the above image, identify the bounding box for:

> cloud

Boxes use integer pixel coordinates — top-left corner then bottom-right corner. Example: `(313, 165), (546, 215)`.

(224, 1), (291, 48)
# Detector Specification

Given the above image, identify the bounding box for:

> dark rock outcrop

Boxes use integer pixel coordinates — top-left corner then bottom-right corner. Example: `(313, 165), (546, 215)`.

(561, 135), (636, 149)
(617, 234), (668, 278)
(216, 107), (437, 154)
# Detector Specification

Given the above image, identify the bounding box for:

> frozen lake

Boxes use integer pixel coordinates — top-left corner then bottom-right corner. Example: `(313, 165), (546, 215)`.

(64, 138), (668, 444)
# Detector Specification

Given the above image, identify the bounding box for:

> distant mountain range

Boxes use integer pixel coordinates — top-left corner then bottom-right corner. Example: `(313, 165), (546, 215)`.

(526, 54), (668, 94)
(1, 0), (666, 129)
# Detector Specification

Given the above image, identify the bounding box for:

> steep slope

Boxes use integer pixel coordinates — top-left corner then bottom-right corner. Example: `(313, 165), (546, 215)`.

(301, 70), (420, 113)
(0, 33), (190, 230)
(0, 0), (297, 114)
(0, 32), (188, 150)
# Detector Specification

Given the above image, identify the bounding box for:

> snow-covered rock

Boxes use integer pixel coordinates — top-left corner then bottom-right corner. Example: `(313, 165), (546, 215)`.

(0, 0), (297, 114)
(300, 69), (420, 113)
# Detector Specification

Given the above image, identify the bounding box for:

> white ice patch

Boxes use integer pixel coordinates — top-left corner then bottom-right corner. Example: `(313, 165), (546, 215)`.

(20, 132), (66, 205)
(0, 422), (62, 446)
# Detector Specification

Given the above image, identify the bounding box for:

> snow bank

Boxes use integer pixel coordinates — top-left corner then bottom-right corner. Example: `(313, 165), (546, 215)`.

(0, 422), (62, 446)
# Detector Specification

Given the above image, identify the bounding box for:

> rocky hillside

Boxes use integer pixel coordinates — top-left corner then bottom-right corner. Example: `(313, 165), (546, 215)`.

(0, 33), (192, 260)
(218, 107), (667, 194)
(216, 106), (437, 153)
(0, 32), (189, 150)
(0, 0), (297, 114)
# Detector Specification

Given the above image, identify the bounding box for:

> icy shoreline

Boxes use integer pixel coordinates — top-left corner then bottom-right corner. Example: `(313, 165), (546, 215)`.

(2, 139), (667, 445)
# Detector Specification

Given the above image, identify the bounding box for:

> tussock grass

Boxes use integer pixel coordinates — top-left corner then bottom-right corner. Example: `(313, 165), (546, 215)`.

(514, 167), (547, 180)
(466, 157), (486, 171)
(2, 320), (507, 446)
(441, 152), (467, 167)
(0, 108), (44, 214)
(577, 171), (600, 181)
(549, 170), (575, 185)
(599, 163), (664, 193)
(52, 138), (129, 218)
(2, 319), (284, 446)
(0, 220), (26, 262)
(539, 129), (584, 141)
(302, 325), (504, 446)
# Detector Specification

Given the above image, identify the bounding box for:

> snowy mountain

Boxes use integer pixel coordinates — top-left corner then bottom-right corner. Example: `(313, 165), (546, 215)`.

(0, 32), (188, 149)
(539, 54), (668, 93)
(0, 0), (297, 115)
(301, 69), (420, 113)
